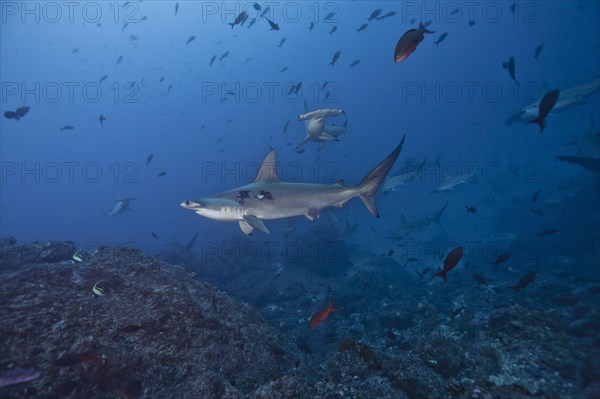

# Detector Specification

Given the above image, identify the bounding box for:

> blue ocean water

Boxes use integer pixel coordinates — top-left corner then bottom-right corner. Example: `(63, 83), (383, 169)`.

(1, 1), (599, 397)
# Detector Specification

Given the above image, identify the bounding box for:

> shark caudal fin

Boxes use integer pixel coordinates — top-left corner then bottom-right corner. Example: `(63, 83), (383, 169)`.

(356, 135), (405, 217)
(433, 202), (448, 225)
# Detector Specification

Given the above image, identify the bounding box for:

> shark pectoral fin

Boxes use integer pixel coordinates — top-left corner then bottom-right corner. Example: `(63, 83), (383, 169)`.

(319, 132), (338, 141)
(243, 215), (270, 234)
(305, 208), (320, 221)
(239, 220), (254, 235)
(295, 136), (311, 150)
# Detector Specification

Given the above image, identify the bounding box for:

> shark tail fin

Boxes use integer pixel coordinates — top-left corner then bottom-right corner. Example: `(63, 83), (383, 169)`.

(356, 136), (405, 217)
(433, 202), (448, 225)
(185, 232), (198, 252)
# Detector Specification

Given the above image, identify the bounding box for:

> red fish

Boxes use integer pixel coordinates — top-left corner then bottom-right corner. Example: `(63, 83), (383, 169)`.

(527, 89), (560, 132)
(434, 246), (464, 283)
(309, 300), (337, 327)
(394, 22), (435, 63)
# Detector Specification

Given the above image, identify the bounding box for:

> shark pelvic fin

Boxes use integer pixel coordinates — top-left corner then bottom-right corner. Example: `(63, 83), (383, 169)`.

(318, 132), (338, 141)
(305, 208), (320, 221)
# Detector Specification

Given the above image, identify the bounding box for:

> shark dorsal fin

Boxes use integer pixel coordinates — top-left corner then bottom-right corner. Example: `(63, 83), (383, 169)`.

(255, 150), (280, 183)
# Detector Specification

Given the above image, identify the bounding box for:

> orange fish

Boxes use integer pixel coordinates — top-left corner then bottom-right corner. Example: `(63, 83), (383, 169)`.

(309, 300), (337, 327)
(434, 246), (464, 283)
(394, 22), (435, 63)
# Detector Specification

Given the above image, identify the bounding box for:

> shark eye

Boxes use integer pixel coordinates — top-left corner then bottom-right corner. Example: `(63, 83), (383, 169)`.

(185, 200), (191, 206)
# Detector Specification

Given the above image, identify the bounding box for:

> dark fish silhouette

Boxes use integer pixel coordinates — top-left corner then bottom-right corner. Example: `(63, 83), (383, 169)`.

(510, 272), (536, 293)
(502, 56), (519, 86)
(349, 59), (360, 68)
(151, 231), (158, 238)
(491, 252), (511, 266)
(59, 125), (74, 131)
(116, 55), (123, 64)
(253, 3), (261, 11)
(219, 51), (230, 61)
(367, 9), (382, 21)
(278, 37), (286, 48)
(537, 228), (556, 238)
(530, 208), (545, 217)
(465, 206), (477, 213)
(157, 171), (167, 177)
(394, 22), (435, 63)
(433, 32), (448, 47)
(99, 74), (108, 83)
(4, 106), (29, 120)
(468, 20), (475, 26)
(209, 55), (216, 66)
(527, 89), (560, 132)
(309, 22), (315, 31)
(265, 17), (279, 30)
(472, 273), (487, 285)
(323, 11), (335, 21)
(146, 154), (154, 165)
(531, 188), (542, 202)
(167, 84), (173, 93)
(534, 44), (543, 60)
(376, 11), (396, 20)
(329, 26), (337, 35)
(175, 3), (179, 15)
(186, 35), (196, 45)
(510, 3), (516, 16)
(357, 23), (368, 33)
(99, 114), (106, 127)
(283, 120), (290, 134)
(279, 66), (288, 73)
(329, 50), (341, 66)
(229, 11), (248, 29)
(416, 267), (430, 278)
(387, 250), (394, 256)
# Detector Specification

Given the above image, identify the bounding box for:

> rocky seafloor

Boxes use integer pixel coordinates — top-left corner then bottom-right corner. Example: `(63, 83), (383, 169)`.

(1, 235), (599, 399)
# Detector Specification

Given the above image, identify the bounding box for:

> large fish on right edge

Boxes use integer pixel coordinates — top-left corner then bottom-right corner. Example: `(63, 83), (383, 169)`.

(394, 22), (435, 63)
